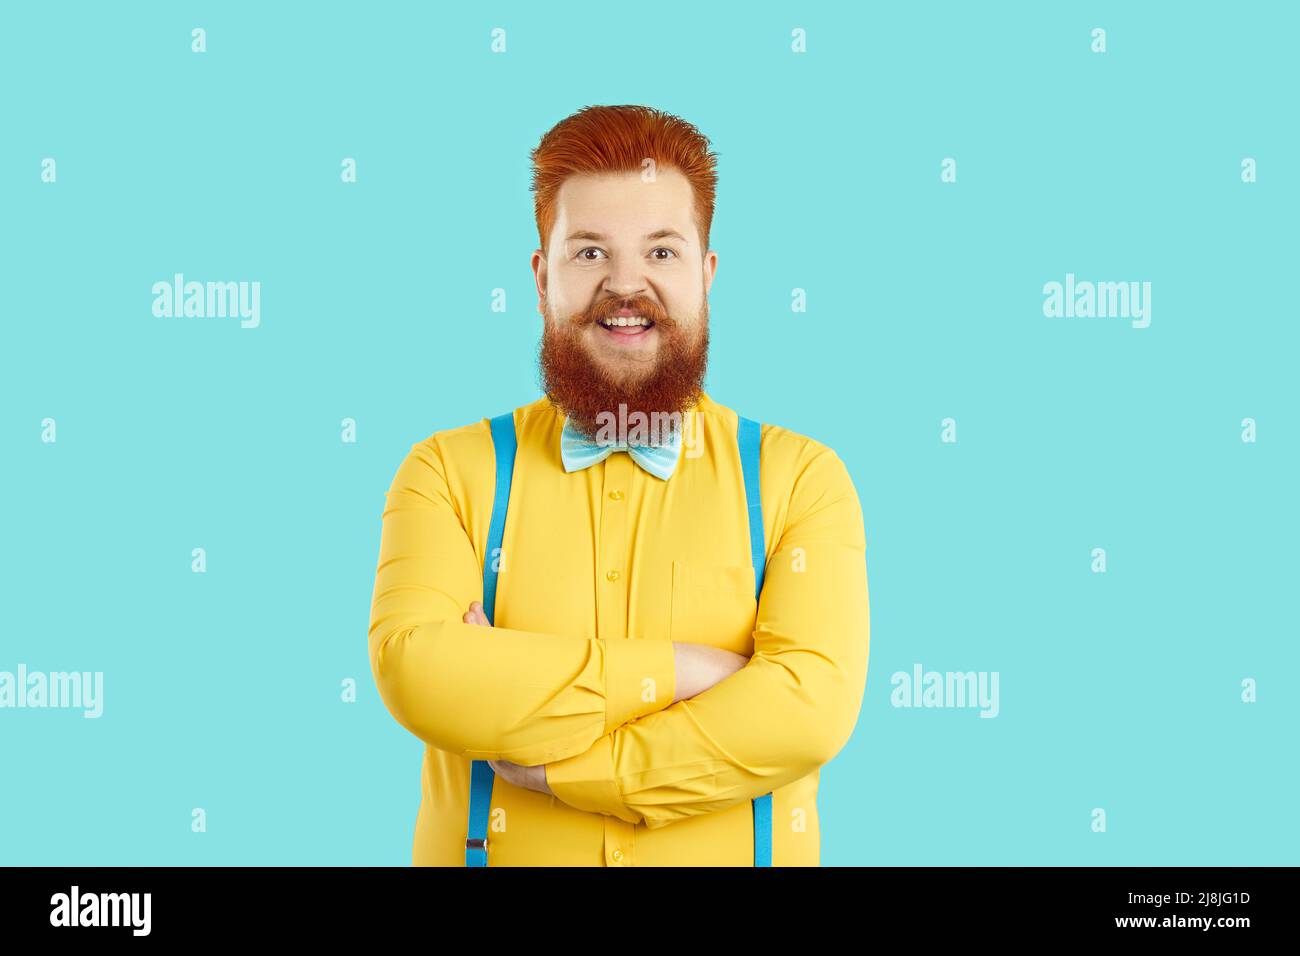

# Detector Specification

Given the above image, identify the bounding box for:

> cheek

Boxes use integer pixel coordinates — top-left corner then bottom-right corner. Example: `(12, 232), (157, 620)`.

(549, 269), (599, 307)
(664, 285), (703, 314)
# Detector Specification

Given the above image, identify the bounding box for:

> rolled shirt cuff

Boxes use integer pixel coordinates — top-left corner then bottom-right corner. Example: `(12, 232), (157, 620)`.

(545, 734), (638, 823)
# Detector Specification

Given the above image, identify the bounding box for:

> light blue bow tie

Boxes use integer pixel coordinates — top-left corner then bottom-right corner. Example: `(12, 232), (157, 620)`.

(560, 415), (683, 480)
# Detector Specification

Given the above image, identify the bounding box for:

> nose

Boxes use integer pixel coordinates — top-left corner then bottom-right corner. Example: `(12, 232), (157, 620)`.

(603, 257), (647, 301)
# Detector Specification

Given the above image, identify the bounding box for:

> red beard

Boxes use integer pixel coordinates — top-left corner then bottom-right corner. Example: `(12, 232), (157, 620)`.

(538, 294), (709, 440)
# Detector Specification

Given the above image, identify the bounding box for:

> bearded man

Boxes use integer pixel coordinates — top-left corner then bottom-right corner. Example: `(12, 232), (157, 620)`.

(369, 104), (870, 867)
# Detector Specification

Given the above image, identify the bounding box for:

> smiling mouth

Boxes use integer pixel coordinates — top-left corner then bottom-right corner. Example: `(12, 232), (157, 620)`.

(597, 316), (656, 336)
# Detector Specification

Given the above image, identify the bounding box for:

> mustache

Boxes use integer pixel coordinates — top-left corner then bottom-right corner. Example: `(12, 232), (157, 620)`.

(581, 296), (671, 326)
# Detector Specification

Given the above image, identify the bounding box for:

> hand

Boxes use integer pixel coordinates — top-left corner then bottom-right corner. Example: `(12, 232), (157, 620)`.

(488, 758), (554, 796)
(463, 601), (490, 626)
(671, 642), (750, 703)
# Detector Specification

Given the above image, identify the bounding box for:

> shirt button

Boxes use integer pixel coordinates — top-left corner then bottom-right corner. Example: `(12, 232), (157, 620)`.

(608, 490), (623, 501)
(611, 849), (624, 863)
(606, 569), (620, 582)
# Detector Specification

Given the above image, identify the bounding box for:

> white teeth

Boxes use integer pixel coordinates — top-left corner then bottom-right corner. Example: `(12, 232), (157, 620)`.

(601, 315), (651, 327)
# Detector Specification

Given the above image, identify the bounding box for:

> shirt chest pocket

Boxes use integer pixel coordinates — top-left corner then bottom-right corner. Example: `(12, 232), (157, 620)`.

(668, 559), (758, 656)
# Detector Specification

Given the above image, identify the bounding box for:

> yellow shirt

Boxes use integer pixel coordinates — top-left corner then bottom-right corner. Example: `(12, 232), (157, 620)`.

(368, 390), (870, 865)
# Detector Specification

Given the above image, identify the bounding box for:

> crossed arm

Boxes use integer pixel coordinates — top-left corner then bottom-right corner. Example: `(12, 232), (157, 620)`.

(459, 598), (748, 796)
(369, 437), (869, 829)
(369, 437), (745, 769)
(522, 448), (869, 828)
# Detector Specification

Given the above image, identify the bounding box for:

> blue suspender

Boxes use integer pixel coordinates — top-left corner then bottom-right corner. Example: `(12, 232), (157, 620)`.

(482, 413), (518, 629)
(737, 415), (773, 867)
(464, 410), (771, 866)
(464, 412), (518, 867)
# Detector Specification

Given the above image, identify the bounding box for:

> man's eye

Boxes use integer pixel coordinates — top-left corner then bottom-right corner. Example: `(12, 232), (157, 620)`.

(575, 247), (676, 261)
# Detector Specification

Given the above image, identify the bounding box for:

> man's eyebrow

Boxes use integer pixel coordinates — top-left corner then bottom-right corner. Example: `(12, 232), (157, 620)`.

(565, 229), (689, 243)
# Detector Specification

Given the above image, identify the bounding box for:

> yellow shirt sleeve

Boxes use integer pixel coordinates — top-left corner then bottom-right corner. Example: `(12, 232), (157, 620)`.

(369, 437), (677, 765)
(545, 447), (870, 828)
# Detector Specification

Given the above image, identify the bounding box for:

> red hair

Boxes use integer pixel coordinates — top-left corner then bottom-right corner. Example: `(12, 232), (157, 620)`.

(529, 105), (719, 255)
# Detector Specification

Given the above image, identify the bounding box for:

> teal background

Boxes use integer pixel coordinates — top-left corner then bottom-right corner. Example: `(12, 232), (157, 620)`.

(1, 1), (1295, 865)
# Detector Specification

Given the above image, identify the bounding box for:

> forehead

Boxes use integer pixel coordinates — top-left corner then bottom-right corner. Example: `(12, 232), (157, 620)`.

(553, 167), (695, 236)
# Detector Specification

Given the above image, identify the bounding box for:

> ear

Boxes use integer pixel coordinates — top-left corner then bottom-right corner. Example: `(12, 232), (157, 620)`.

(531, 249), (548, 315)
